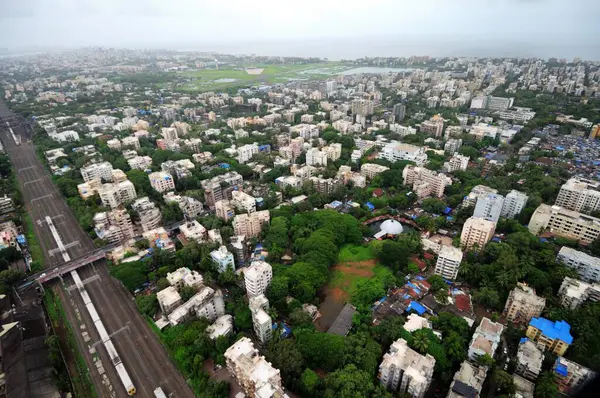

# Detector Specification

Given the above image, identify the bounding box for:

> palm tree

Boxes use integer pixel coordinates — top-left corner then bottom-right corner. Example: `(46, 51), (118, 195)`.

(412, 331), (430, 354)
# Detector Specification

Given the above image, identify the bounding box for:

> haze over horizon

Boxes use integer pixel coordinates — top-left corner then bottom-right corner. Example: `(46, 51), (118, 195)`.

(1, 0), (599, 60)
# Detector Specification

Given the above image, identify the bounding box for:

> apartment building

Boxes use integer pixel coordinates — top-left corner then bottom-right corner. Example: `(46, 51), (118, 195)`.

(460, 217), (496, 250)
(503, 283), (546, 324)
(553, 357), (597, 395)
(501, 190), (529, 219)
(98, 180), (137, 209)
(447, 361), (487, 398)
(224, 338), (287, 398)
(127, 155), (152, 170)
(215, 200), (235, 222)
(434, 246), (463, 280)
(420, 115), (444, 137)
(211, 246), (235, 273)
(80, 161), (113, 182)
(231, 191), (257, 213)
(163, 192), (203, 219)
(443, 154), (469, 173)
(555, 178), (600, 213)
(243, 261), (272, 298)
(378, 338), (435, 398)
(361, 163), (390, 180)
(166, 267), (203, 290)
(231, 236), (249, 267)
(237, 143), (259, 164)
(161, 127), (179, 141)
(380, 143), (428, 165)
(558, 277), (600, 309)
(444, 138), (463, 154)
(462, 185), (498, 208)
(515, 339), (544, 381)
(351, 99), (374, 116)
(528, 204), (600, 243)
(305, 148), (328, 167)
(310, 176), (343, 195)
(473, 193), (505, 224)
(161, 159), (195, 179)
(525, 317), (573, 356)
(179, 220), (208, 243)
(132, 197), (162, 232)
(92, 209), (135, 243)
(233, 210), (270, 238)
(323, 143), (342, 161)
(467, 317), (504, 361)
(168, 286), (226, 326)
(201, 172), (243, 208)
(149, 172), (175, 193)
(556, 246), (600, 282)
(122, 136), (140, 149)
(250, 294), (272, 345)
(403, 166), (452, 198)
(469, 123), (499, 140)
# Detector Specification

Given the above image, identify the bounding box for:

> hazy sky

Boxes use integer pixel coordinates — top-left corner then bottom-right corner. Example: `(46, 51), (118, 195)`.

(1, 0), (599, 59)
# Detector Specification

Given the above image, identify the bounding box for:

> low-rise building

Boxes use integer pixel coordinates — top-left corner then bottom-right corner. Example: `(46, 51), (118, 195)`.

(503, 282), (546, 324)
(467, 317), (503, 362)
(360, 163), (390, 180)
(558, 277), (600, 309)
(379, 142), (428, 165)
(378, 338), (435, 398)
(515, 338), (544, 381)
(166, 267), (204, 290)
(206, 315), (234, 340)
(80, 161), (113, 182)
(179, 220), (207, 243)
(525, 317), (573, 356)
(157, 286), (182, 314)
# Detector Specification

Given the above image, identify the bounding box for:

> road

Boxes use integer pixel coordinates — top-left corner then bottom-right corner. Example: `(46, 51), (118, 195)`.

(0, 101), (195, 398)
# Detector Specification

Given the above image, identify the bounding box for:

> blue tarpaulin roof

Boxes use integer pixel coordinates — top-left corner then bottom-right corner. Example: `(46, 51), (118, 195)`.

(218, 163), (230, 169)
(443, 207), (452, 215)
(520, 337), (529, 344)
(529, 317), (573, 344)
(407, 301), (426, 315)
(365, 202), (375, 211)
(555, 359), (569, 377)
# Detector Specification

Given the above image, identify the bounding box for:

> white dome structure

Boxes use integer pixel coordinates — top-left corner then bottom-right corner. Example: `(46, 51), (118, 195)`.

(380, 219), (404, 235)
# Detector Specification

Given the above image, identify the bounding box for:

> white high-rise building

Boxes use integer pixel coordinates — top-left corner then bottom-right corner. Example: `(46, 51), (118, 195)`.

(557, 247), (600, 282)
(250, 295), (272, 345)
(403, 166), (452, 198)
(237, 143), (259, 164)
(149, 172), (175, 193)
(473, 193), (505, 224)
(555, 178), (600, 213)
(501, 190), (529, 219)
(233, 211), (270, 238)
(378, 338), (435, 398)
(380, 143), (428, 165)
(80, 162), (114, 182)
(98, 180), (137, 209)
(434, 246), (464, 280)
(305, 148), (328, 167)
(243, 261), (272, 298)
(231, 191), (257, 214)
(443, 154), (469, 173)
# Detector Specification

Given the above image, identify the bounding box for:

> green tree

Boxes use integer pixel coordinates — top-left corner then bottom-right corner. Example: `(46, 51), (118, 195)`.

(474, 287), (501, 309)
(301, 368), (320, 397)
(411, 330), (431, 354)
(136, 294), (158, 317)
(323, 364), (375, 398)
(535, 372), (559, 398)
(180, 285), (197, 302)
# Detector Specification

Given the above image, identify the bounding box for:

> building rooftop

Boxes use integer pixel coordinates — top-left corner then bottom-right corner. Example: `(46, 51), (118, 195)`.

(529, 317), (573, 344)
(206, 315), (234, 340)
(327, 303), (356, 336)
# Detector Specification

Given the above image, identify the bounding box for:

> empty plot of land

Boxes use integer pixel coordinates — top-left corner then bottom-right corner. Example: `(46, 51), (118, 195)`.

(245, 68), (264, 75)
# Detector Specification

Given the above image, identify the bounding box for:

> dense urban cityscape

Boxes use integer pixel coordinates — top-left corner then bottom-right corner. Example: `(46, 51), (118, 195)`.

(0, 45), (600, 398)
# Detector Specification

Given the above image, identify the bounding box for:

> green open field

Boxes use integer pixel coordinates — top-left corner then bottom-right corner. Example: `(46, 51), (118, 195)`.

(172, 62), (350, 92)
(338, 244), (377, 263)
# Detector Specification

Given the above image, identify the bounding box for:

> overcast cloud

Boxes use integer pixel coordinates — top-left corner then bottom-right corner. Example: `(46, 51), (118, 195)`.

(1, 0), (599, 59)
